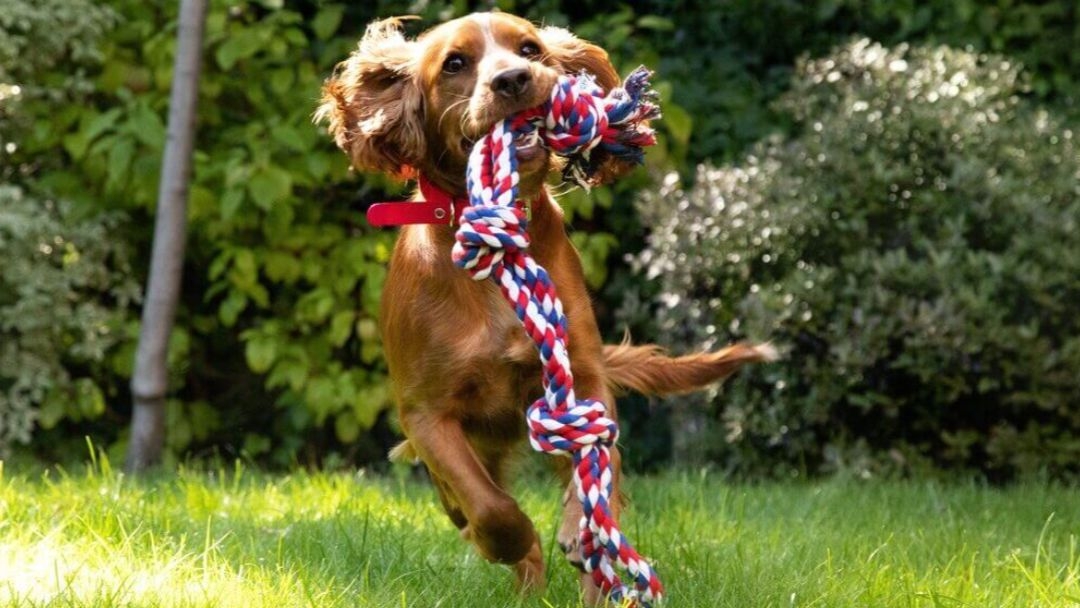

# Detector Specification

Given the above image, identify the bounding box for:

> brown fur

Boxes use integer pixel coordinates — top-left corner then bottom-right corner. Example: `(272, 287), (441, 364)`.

(604, 339), (777, 396)
(318, 12), (773, 602)
(314, 17), (426, 178)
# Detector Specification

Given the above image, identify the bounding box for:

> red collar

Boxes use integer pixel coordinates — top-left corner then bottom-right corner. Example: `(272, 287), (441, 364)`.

(366, 176), (467, 227)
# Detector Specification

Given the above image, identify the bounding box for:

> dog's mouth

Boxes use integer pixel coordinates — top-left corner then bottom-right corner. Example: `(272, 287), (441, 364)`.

(512, 129), (544, 162)
(459, 128), (544, 163)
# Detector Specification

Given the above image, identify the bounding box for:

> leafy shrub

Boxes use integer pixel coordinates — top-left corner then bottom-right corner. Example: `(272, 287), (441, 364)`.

(628, 39), (1080, 480)
(0, 0), (138, 457)
(0, 0), (116, 168)
(11, 0), (687, 465)
(9, 0), (1080, 469)
(7, 0), (396, 464)
(629, 0), (1080, 165)
(0, 186), (140, 455)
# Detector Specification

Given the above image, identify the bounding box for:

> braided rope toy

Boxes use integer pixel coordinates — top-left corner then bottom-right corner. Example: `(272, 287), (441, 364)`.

(451, 68), (662, 606)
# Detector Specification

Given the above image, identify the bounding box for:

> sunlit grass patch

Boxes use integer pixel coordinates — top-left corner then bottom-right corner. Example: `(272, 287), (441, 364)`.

(0, 459), (494, 608)
(0, 456), (1077, 607)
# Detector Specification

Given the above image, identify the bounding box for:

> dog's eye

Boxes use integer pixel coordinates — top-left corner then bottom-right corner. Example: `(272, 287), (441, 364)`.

(519, 42), (541, 58)
(442, 53), (467, 74)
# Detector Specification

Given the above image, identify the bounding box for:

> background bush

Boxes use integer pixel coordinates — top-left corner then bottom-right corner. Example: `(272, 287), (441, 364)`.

(3, 0), (1078, 476)
(628, 39), (1080, 481)
(2, 0), (683, 467)
(0, 0), (138, 457)
(0, 187), (140, 455)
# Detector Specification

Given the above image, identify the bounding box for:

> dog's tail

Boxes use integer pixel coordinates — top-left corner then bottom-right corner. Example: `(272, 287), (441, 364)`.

(603, 338), (777, 396)
(388, 338), (776, 464)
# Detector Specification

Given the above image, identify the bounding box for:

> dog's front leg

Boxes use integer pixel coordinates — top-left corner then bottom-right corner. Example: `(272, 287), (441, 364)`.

(403, 411), (545, 592)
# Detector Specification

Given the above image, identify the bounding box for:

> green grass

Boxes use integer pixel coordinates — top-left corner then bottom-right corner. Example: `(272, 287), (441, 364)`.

(0, 456), (1078, 608)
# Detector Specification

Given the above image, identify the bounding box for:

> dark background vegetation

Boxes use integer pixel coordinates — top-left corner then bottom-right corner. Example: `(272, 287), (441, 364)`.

(2, 0), (1077, 480)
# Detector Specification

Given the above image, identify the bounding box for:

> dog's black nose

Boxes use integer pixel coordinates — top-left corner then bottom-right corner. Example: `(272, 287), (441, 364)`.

(491, 68), (531, 99)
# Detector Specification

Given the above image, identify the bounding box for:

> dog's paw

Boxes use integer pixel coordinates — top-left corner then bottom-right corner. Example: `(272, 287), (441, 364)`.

(557, 486), (587, 572)
(512, 541), (547, 595)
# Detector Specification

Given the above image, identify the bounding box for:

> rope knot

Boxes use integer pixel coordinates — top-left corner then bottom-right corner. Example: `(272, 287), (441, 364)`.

(541, 76), (609, 157)
(526, 397), (618, 455)
(451, 204), (529, 280)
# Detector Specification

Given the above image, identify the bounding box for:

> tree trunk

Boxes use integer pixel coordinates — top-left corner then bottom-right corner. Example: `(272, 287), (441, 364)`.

(126, 0), (207, 473)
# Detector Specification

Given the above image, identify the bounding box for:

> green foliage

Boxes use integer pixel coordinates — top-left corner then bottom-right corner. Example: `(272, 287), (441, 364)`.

(630, 40), (1080, 480)
(0, 0), (137, 457)
(8, 0), (677, 464)
(0, 0), (116, 166)
(10, 0), (408, 463)
(7, 0), (1080, 472)
(0, 186), (139, 455)
(579, 1), (1080, 168)
(0, 0), (114, 81)
(834, 0), (1080, 105)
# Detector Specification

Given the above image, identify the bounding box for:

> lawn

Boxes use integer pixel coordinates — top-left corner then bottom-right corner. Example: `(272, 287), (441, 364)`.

(0, 455), (1077, 608)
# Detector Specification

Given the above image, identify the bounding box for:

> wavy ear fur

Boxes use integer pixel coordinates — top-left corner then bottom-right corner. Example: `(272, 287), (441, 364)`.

(538, 25), (620, 92)
(538, 25), (641, 185)
(315, 18), (424, 178)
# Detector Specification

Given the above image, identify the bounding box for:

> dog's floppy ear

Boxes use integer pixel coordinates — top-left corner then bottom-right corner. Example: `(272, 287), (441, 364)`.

(538, 26), (620, 92)
(316, 18), (424, 178)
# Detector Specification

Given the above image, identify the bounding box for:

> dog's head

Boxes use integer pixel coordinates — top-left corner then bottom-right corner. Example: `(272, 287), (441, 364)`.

(316, 12), (623, 195)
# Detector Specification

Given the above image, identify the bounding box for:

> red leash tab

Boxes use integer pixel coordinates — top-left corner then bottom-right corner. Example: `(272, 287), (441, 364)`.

(366, 201), (454, 226)
(364, 175), (467, 227)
